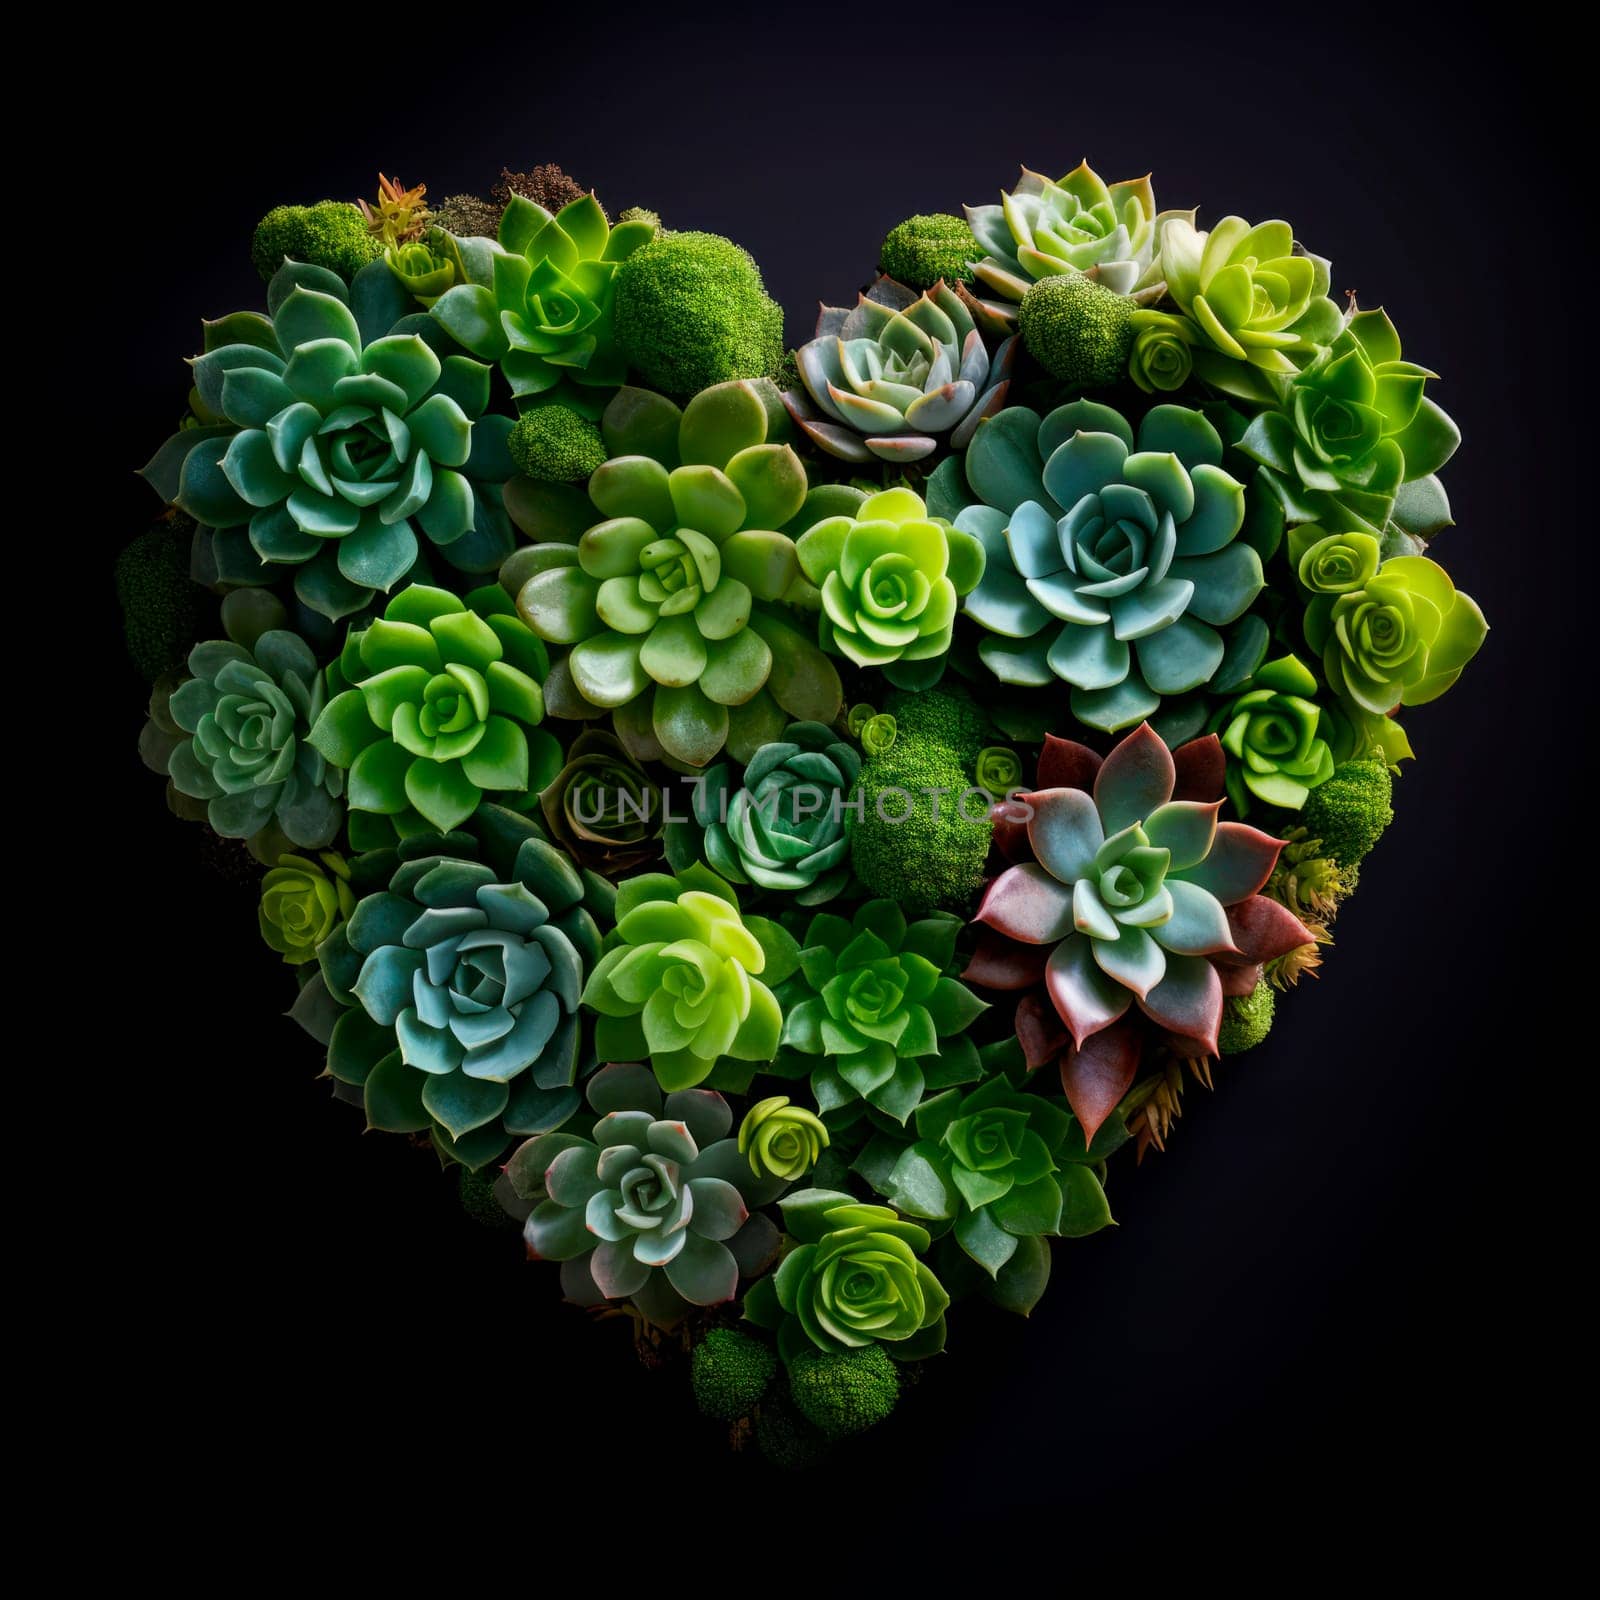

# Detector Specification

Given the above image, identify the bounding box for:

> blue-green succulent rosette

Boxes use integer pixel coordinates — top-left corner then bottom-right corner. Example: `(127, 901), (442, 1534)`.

(141, 260), (515, 621)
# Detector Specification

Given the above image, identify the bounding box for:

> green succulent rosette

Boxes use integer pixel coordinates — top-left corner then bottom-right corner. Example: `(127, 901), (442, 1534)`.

(1293, 530), (1486, 716)
(160, 629), (344, 848)
(1150, 214), (1342, 402)
(511, 380), (842, 768)
(770, 900), (988, 1127)
(964, 162), (1176, 321)
(665, 721), (861, 905)
(504, 1063), (785, 1327)
(796, 486), (986, 690)
(310, 820), (605, 1170)
(580, 862), (799, 1092)
(1213, 653), (1336, 814)
(743, 1188), (950, 1364)
(738, 1096), (830, 1183)
(430, 193), (655, 408)
(308, 584), (559, 841)
(954, 400), (1269, 732)
(975, 746), (1023, 799)
(260, 850), (355, 965)
(1128, 311), (1196, 393)
(538, 728), (664, 878)
(1238, 307), (1460, 542)
(142, 261), (515, 620)
(782, 276), (1015, 464)
(862, 1075), (1114, 1278)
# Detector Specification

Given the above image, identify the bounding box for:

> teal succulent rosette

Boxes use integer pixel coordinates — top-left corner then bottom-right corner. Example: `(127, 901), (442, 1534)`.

(142, 261), (515, 620)
(951, 398), (1271, 731)
(308, 815), (608, 1170)
(132, 157), (1490, 1459)
(665, 720), (861, 904)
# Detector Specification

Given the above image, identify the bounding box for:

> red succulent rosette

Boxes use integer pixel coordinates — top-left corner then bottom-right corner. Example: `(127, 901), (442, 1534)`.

(964, 724), (1313, 1141)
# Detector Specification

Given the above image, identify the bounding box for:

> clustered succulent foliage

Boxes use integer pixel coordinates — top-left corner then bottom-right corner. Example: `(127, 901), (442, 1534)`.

(128, 157), (1485, 1463)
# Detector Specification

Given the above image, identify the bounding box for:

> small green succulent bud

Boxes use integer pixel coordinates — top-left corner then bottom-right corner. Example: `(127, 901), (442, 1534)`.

(1017, 273), (1136, 387)
(738, 1097), (829, 1182)
(259, 851), (355, 965)
(860, 714), (897, 757)
(508, 405), (608, 483)
(975, 746), (1022, 798)
(1128, 312), (1195, 393)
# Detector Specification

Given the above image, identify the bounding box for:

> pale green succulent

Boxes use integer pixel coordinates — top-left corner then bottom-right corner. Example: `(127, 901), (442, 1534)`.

(1150, 215), (1342, 402)
(512, 381), (841, 768)
(783, 276), (1016, 463)
(964, 162), (1179, 323)
(580, 862), (799, 1092)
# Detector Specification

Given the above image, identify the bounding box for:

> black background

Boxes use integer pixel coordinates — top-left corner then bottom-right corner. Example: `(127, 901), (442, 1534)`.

(103, 3), (1574, 1555)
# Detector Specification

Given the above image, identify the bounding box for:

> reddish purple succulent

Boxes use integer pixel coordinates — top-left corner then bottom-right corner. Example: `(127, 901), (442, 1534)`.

(964, 724), (1312, 1142)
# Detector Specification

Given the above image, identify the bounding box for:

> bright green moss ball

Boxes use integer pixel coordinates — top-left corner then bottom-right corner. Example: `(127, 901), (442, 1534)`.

(879, 213), (979, 289)
(1218, 980), (1276, 1055)
(614, 230), (785, 397)
(1301, 757), (1394, 868)
(847, 685), (993, 916)
(250, 201), (381, 283)
(1018, 273), (1136, 388)
(508, 405), (608, 483)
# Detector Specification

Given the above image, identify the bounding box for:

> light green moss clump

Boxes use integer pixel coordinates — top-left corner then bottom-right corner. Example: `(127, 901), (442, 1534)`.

(250, 201), (381, 283)
(1301, 757), (1394, 867)
(847, 684), (993, 915)
(508, 405), (608, 483)
(1218, 980), (1276, 1054)
(614, 231), (785, 397)
(1018, 273), (1136, 388)
(879, 213), (978, 289)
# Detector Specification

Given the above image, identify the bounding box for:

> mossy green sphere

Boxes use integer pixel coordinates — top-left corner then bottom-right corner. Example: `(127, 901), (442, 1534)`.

(1219, 980), (1276, 1054)
(879, 213), (978, 289)
(116, 519), (201, 681)
(1301, 757), (1394, 868)
(754, 1392), (830, 1470)
(787, 1346), (900, 1441)
(508, 405), (608, 483)
(847, 685), (993, 915)
(458, 1167), (519, 1231)
(690, 1327), (778, 1422)
(614, 230), (785, 397)
(250, 201), (381, 283)
(1018, 273), (1137, 388)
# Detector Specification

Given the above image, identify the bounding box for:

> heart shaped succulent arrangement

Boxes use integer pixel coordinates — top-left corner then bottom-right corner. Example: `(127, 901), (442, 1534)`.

(127, 160), (1485, 1462)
